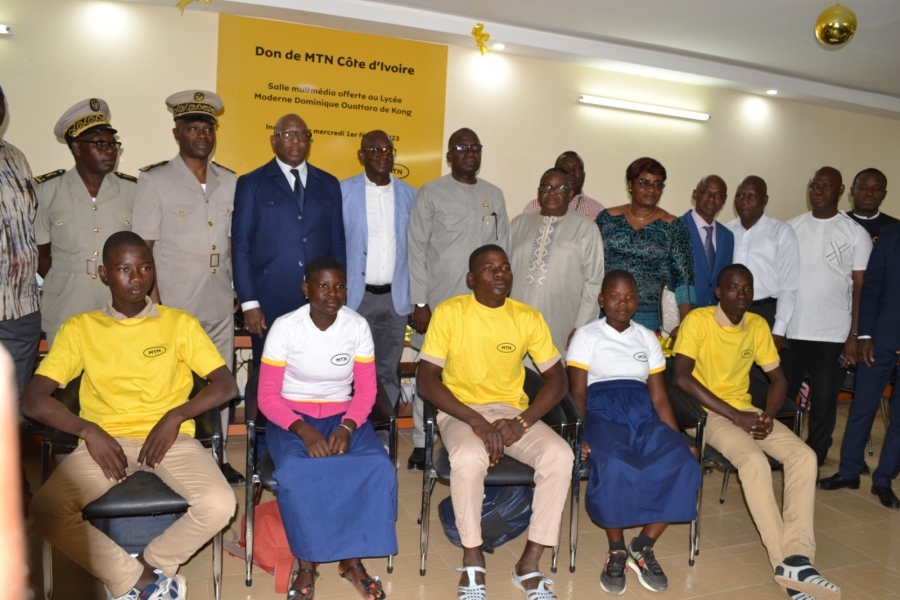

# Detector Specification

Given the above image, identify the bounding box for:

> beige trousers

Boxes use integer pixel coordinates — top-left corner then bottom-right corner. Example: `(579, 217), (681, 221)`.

(705, 410), (817, 568)
(31, 434), (236, 597)
(437, 403), (574, 548)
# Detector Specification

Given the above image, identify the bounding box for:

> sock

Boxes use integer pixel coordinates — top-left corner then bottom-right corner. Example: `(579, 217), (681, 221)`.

(632, 533), (656, 551)
(781, 555), (811, 567)
(609, 539), (626, 552)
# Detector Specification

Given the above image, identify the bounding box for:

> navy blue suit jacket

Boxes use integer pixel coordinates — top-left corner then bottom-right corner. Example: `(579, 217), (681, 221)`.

(232, 159), (345, 355)
(858, 222), (900, 348)
(680, 210), (734, 307)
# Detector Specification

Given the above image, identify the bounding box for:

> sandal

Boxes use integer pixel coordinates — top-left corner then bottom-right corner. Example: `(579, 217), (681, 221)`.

(287, 567), (319, 600)
(511, 567), (556, 600)
(456, 566), (487, 600)
(340, 562), (386, 600)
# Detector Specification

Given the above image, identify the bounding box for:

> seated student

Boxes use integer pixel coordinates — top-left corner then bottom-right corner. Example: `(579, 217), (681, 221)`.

(417, 244), (573, 600)
(23, 231), (237, 600)
(567, 269), (701, 595)
(672, 264), (841, 600)
(258, 256), (396, 600)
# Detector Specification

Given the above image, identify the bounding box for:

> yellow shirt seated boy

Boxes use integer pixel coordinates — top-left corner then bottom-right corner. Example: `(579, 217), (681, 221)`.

(23, 231), (237, 600)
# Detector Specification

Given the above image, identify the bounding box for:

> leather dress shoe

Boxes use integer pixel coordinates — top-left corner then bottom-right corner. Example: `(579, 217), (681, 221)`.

(407, 447), (425, 471)
(816, 473), (860, 490)
(871, 485), (900, 509)
(221, 462), (246, 487)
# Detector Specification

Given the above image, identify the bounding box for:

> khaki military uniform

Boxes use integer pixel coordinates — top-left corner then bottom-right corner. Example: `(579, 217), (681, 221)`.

(34, 169), (136, 345)
(131, 154), (236, 369)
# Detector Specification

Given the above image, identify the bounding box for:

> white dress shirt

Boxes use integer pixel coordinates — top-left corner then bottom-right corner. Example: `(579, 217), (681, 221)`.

(725, 212), (800, 337)
(240, 158), (309, 313)
(364, 176), (396, 286)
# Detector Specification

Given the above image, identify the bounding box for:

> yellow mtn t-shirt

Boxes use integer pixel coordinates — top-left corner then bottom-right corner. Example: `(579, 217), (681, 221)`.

(673, 306), (780, 411)
(420, 294), (560, 411)
(36, 305), (226, 439)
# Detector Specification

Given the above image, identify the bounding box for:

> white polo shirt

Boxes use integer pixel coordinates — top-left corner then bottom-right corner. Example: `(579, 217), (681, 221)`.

(261, 304), (374, 402)
(567, 318), (665, 385)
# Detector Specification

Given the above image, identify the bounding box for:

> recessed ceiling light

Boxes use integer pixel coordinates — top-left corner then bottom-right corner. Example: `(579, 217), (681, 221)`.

(492, 43), (505, 50)
(766, 89), (778, 95)
(0, 24), (12, 35)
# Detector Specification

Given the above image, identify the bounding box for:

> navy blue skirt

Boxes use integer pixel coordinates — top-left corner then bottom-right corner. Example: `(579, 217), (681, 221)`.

(266, 414), (398, 563)
(584, 380), (700, 528)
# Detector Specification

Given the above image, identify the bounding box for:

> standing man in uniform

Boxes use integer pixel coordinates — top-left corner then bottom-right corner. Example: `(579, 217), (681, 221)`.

(680, 175), (734, 308)
(783, 167), (872, 468)
(406, 127), (510, 470)
(845, 168), (897, 242)
(0, 84), (41, 401)
(232, 113), (345, 371)
(522, 151), (604, 220)
(132, 90), (243, 485)
(341, 130), (416, 414)
(724, 176), (799, 352)
(35, 98), (136, 346)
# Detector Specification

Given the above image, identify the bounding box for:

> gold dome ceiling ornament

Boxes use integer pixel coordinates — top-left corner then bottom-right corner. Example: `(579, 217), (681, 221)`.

(471, 23), (493, 56)
(814, 4), (858, 49)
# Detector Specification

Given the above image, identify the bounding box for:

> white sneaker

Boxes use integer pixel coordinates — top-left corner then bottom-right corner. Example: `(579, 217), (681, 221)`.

(774, 557), (840, 600)
(140, 571), (187, 600)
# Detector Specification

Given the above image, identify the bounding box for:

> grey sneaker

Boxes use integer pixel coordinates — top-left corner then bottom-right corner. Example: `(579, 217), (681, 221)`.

(626, 540), (668, 592)
(600, 549), (627, 594)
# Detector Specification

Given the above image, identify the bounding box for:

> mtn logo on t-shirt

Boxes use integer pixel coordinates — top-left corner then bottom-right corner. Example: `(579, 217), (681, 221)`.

(143, 346), (167, 358)
(497, 343), (516, 353)
(633, 352), (648, 362)
(331, 353), (351, 366)
(741, 349), (753, 358)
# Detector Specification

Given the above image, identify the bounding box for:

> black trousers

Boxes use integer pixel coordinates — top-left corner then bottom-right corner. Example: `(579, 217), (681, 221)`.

(781, 338), (844, 466)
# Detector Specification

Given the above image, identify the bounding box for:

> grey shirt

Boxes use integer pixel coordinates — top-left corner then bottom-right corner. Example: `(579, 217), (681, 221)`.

(408, 174), (509, 309)
(510, 210), (604, 357)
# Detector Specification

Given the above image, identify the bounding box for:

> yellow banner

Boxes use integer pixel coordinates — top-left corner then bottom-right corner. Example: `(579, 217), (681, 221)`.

(216, 15), (448, 188)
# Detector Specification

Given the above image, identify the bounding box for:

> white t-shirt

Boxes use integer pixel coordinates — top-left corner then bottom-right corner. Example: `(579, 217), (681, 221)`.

(566, 318), (666, 386)
(261, 304), (375, 402)
(786, 211), (873, 342)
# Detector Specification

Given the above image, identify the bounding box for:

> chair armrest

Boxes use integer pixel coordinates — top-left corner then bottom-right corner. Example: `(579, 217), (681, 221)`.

(523, 367), (569, 430)
(46, 375), (84, 451)
(368, 382), (396, 425)
(244, 367), (259, 424)
(666, 383), (707, 431)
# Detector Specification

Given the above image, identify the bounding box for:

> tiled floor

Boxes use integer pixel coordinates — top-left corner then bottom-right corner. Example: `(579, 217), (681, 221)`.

(26, 400), (900, 599)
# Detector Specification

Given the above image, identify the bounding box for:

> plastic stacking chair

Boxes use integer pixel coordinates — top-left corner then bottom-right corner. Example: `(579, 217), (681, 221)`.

(566, 361), (706, 572)
(417, 367), (576, 576)
(243, 367), (398, 587)
(41, 374), (226, 600)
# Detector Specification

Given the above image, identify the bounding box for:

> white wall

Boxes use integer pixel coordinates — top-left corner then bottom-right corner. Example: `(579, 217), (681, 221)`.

(3, 0), (898, 222)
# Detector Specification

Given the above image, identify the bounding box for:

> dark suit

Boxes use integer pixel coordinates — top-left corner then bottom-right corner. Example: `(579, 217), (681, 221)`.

(837, 223), (900, 485)
(681, 210), (734, 307)
(232, 158), (345, 366)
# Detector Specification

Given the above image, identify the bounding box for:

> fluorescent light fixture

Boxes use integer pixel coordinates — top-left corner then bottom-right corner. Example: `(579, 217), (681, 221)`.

(0, 24), (12, 35)
(492, 42), (505, 50)
(578, 94), (710, 121)
(766, 89), (778, 95)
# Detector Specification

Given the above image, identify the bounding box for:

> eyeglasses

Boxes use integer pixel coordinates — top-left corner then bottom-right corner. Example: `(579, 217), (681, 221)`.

(275, 130), (313, 142)
(450, 144), (483, 153)
(636, 178), (665, 192)
(75, 140), (122, 152)
(363, 147), (397, 157)
(538, 184), (571, 194)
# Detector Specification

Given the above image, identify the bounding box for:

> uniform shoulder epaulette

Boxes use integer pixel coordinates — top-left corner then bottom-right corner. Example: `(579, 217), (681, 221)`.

(139, 160), (169, 173)
(211, 161), (235, 174)
(113, 171), (137, 183)
(33, 169), (65, 184)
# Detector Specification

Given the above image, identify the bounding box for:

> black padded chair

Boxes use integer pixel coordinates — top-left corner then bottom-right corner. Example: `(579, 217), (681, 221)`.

(243, 367), (398, 587)
(566, 363), (706, 571)
(41, 373), (225, 600)
(683, 367), (803, 504)
(417, 367), (576, 576)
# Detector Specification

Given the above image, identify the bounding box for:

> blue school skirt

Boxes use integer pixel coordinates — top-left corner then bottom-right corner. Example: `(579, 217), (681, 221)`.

(266, 414), (398, 563)
(584, 380), (700, 528)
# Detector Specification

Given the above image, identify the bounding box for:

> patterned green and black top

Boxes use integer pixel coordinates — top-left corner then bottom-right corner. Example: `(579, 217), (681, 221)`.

(596, 209), (696, 331)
